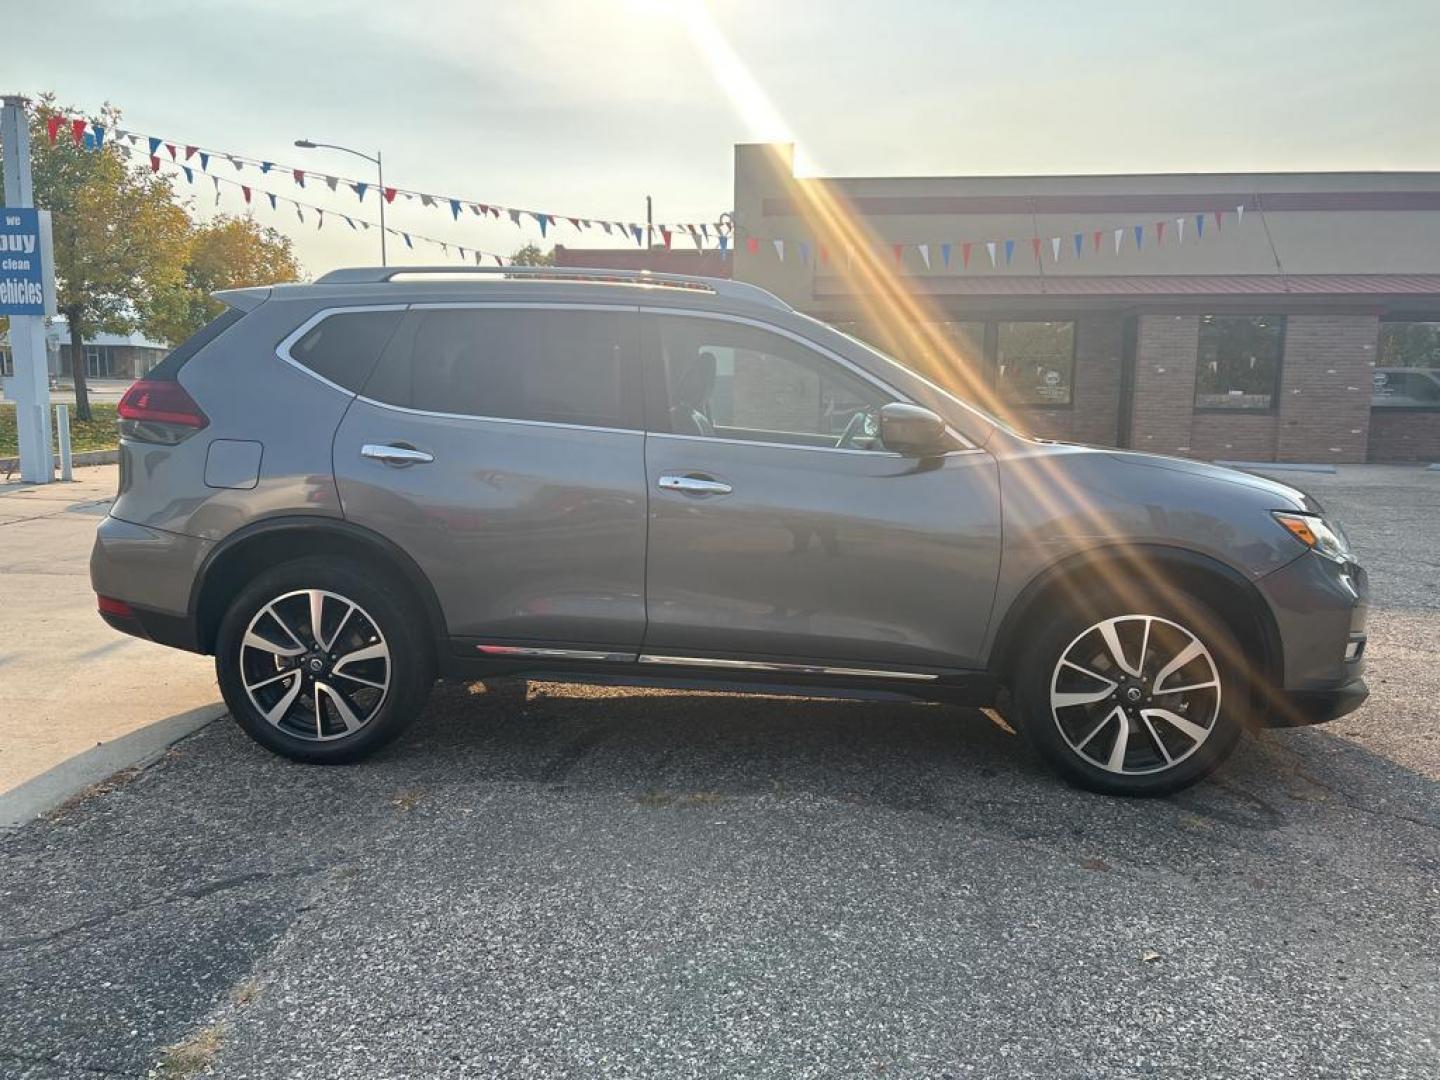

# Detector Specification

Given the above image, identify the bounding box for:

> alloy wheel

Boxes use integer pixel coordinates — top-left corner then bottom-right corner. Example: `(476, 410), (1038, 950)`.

(239, 589), (391, 741)
(1049, 614), (1222, 776)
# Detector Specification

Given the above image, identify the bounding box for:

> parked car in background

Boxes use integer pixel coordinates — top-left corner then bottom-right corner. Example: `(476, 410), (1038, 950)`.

(91, 268), (1367, 796)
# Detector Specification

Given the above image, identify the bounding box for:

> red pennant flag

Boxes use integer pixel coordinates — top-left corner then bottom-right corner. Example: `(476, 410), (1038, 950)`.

(1030, 237), (1042, 262)
(1090, 230), (1101, 253)
(1155, 220), (1166, 245)
(241, 186), (252, 204)
(661, 228), (673, 249)
(46, 114), (64, 144)
(383, 186), (397, 204)
(165, 142), (177, 160)
(292, 169), (305, 186)
(819, 244), (830, 266)
(70, 118), (87, 146)
(1214, 209), (1223, 231)
(184, 145), (197, 161)
(149, 155), (161, 173)
(745, 236), (760, 255)
(892, 243), (904, 267)
(961, 242), (973, 269)
(568, 217), (581, 230)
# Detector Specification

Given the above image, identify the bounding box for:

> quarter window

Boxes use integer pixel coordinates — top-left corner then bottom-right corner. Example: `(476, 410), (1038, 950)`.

(1374, 321), (1440, 408)
(996, 321), (1074, 406)
(366, 308), (639, 429)
(652, 317), (890, 449)
(1195, 315), (1283, 411)
(289, 309), (404, 392)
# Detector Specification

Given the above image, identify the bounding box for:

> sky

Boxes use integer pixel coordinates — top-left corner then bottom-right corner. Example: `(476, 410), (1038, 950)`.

(7, 0), (1439, 276)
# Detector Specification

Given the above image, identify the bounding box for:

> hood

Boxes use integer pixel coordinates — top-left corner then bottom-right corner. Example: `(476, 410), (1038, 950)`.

(1101, 448), (1320, 513)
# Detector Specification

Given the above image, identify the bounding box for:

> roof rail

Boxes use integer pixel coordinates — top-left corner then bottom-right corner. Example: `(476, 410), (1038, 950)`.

(312, 265), (791, 311)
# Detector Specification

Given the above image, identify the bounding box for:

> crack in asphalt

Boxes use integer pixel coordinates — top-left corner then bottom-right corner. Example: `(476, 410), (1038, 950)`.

(0, 863), (338, 954)
(0, 1048), (140, 1077)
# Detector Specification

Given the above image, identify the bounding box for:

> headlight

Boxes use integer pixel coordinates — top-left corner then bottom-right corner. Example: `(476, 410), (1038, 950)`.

(1273, 511), (1352, 562)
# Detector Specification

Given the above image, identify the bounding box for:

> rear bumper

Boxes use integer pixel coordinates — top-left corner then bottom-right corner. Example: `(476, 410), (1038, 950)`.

(90, 515), (212, 653)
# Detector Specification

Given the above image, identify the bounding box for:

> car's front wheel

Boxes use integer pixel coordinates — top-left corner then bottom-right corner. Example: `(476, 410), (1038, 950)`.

(215, 556), (434, 763)
(1012, 594), (1248, 796)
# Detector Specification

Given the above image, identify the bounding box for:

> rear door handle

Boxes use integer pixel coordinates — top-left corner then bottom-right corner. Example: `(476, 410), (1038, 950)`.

(657, 473), (732, 496)
(361, 443), (434, 466)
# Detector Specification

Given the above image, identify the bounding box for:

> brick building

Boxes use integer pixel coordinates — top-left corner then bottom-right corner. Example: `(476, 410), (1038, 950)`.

(732, 144), (1440, 463)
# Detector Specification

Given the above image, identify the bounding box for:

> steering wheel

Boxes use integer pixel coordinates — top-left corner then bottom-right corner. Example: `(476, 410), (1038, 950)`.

(835, 408), (880, 450)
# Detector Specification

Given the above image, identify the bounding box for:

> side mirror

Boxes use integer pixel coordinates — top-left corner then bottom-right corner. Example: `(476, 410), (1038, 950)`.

(879, 402), (952, 456)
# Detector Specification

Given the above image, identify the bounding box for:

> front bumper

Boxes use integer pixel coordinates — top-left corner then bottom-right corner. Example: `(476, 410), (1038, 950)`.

(1272, 678), (1370, 727)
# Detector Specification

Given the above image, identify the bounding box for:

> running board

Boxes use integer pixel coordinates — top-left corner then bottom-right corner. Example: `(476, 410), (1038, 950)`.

(471, 643), (938, 682)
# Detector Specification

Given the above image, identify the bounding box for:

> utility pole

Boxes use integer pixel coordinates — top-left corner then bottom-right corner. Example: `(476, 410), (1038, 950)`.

(646, 195), (653, 251)
(2, 94), (56, 483)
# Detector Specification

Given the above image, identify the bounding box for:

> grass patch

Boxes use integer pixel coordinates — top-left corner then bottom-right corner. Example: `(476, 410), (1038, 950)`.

(156, 1023), (224, 1078)
(0, 402), (119, 456)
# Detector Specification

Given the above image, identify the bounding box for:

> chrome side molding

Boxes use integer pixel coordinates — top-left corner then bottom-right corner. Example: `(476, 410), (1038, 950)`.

(637, 654), (938, 681)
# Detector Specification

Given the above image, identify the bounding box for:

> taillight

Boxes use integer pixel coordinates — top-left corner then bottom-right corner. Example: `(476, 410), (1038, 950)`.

(117, 379), (208, 442)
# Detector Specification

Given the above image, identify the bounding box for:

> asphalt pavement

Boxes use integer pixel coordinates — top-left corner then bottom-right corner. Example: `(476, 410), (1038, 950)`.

(1, 465), (1436, 1079)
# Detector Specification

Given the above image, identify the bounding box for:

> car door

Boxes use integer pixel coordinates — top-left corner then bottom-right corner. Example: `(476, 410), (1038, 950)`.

(332, 302), (648, 654)
(640, 309), (1002, 672)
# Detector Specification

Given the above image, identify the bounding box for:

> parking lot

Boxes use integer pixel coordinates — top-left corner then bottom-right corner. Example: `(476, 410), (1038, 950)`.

(1, 465), (1437, 1079)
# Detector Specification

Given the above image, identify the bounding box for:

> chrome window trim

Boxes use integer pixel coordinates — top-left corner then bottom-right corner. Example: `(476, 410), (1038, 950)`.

(640, 306), (977, 451)
(637, 653), (939, 681)
(351, 394), (645, 437)
(275, 304), (411, 397)
(648, 430), (984, 459)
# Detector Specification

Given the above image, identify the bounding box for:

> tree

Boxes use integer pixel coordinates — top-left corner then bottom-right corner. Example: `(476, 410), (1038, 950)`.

(6, 96), (192, 419)
(510, 243), (555, 266)
(144, 217), (301, 345)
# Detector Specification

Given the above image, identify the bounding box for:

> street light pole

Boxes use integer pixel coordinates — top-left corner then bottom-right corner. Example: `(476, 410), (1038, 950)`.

(294, 139), (387, 266)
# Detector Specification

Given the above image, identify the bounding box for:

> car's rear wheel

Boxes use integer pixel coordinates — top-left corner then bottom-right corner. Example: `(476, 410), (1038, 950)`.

(215, 556), (434, 763)
(1012, 593), (1248, 796)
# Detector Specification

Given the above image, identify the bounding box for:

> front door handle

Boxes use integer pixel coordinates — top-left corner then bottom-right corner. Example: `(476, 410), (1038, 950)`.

(361, 443), (434, 466)
(657, 473), (732, 496)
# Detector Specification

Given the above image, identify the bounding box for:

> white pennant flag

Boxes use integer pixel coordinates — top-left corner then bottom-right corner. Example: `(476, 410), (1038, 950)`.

(917, 243), (931, 270)
(212, 176), (222, 206)
(1235, 203), (1245, 224)
(325, 175), (339, 192)
(772, 238), (785, 261)
(1051, 236), (1062, 263)
(985, 241), (997, 268)
(1113, 228), (1124, 255)
(1175, 216), (1185, 244)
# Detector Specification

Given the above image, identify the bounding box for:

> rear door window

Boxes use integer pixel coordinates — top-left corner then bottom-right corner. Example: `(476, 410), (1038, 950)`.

(363, 307), (641, 430)
(286, 309), (406, 392)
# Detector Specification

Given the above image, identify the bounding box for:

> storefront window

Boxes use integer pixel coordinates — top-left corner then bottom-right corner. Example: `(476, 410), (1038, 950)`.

(1194, 315), (1283, 410)
(1373, 322), (1440, 408)
(996, 321), (1074, 406)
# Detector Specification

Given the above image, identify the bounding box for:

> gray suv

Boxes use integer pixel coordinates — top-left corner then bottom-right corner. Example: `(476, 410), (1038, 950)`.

(91, 267), (1369, 796)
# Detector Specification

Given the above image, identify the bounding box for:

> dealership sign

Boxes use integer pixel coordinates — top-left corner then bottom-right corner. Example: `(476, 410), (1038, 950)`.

(0, 208), (48, 315)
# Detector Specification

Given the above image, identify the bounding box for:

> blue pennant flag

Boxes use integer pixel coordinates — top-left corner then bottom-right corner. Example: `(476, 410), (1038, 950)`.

(403, 233), (414, 249)
(182, 165), (194, 184)
(91, 125), (105, 148)
(1195, 213), (1205, 239)
(631, 224), (644, 246)
(147, 136), (161, 156)
(1134, 224), (1145, 250)
(267, 193), (278, 210)
(1074, 232), (1084, 258)
(352, 182), (368, 201)
(81, 131), (95, 151)
(260, 161), (273, 174)
(199, 151), (209, 171)
(535, 213), (548, 237)
(797, 240), (810, 265)
(346, 216), (356, 230)
(940, 242), (952, 269)
(450, 198), (462, 220)
(1003, 238), (1015, 265)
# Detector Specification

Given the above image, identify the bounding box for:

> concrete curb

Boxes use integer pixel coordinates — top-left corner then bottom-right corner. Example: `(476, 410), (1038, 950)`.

(0, 703), (227, 831)
(0, 449), (118, 476)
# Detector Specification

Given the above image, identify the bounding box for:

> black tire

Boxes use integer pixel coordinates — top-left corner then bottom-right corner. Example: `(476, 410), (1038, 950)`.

(215, 556), (434, 764)
(1010, 589), (1248, 797)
